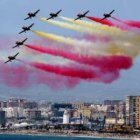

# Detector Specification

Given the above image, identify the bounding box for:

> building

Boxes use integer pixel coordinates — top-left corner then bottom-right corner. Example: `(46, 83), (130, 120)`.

(0, 101), (8, 108)
(24, 101), (38, 109)
(104, 100), (122, 106)
(0, 110), (6, 126)
(53, 103), (72, 110)
(8, 98), (27, 108)
(76, 106), (92, 124)
(63, 109), (70, 124)
(72, 102), (91, 110)
(26, 109), (41, 120)
(126, 96), (140, 128)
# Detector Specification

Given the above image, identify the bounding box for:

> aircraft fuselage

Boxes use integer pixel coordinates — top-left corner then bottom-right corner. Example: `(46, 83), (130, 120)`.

(50, 13), (57, 17)
(104, 14), (111, 18)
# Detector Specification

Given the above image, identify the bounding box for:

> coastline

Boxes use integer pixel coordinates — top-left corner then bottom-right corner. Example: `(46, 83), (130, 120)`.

(0, 130), (139, 140)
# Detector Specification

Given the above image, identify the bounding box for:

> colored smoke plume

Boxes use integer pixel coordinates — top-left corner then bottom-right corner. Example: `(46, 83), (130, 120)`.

(0, 61), (80, 90)
(26, 44), (133, 71)
(29, 61), (120, 83)
(86, 16), (114, 26)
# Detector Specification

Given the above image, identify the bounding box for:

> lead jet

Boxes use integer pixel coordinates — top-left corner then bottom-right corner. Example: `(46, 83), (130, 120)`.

(101, 10), (115, 20)
(74, 10), (89, 21)
(12, 38), (28, 48)
(5, 52), (19, 63)
(47, 10), (62, 20)
(24, 9), (40, 20)
(19, 23), (34, 34)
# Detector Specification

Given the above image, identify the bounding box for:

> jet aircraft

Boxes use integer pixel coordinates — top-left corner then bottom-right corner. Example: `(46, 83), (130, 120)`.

(5, 52), (19, 63)
(101, 10), (115, 20)
(19, 23), (34, 34)
(12, 38), (28, 48)
(74, 10), (89, 21)
(47, 10), (62, 20)
(24, 9), (40, 20)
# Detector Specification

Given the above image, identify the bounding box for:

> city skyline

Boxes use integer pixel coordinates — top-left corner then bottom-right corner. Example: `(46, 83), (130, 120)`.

(0, 0), (140, 102)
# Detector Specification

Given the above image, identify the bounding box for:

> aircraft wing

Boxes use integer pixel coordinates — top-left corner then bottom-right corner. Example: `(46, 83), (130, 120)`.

(24, 16), (30, 20)
(12, 45), (18, 48)
(22, 38), (28, 43)
(5, 59), (10, 64)
(56, 10), (62, 15)
(84, 10), (89, 15)
(34, 9), (40, 15)
(14, 52), (19, 58)
(74, 17), (81, 21)
(19, 30), (25, 34)
(109, 10), (115, 15)
(29, 23), (34, 28)
(47, 16), (53, 20)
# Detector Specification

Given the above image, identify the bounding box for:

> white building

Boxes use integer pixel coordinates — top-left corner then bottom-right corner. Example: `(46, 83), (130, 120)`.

(3, 107), (25, 118)
(63, 109), (70, 124)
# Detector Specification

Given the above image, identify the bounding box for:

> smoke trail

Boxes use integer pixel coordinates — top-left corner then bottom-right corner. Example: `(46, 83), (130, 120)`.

(60, 16), (119, 33)
(31, 30), (95, 48)
(32, 30), (140, 58)
(60, 16), (96, 28)
(86, 16), (115, 26)
(61, 17), (132, 39)
(26, 44), (132, 71)
(112, 17), (140, 29)
(39, 17), (94, 34)
(86, 16), (132, 32)
(0, 61), (80, 90)
(40, 17), (127, 40)
(30, 61), (120, 83)
(60, 17), (131, 39)
(30, 62), (96, 79)
(126, 21), (140, 29)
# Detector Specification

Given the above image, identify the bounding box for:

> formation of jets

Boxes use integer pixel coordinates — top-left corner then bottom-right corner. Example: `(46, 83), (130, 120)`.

(5, 9), (115, 63)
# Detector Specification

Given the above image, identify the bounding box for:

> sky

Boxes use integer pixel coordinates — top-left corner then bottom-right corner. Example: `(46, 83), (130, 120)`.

(0, 0), (140, 102)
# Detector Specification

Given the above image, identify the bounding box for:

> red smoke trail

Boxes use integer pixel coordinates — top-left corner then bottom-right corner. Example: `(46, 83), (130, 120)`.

(86, 16), (114, 26)
(126, 21), (140, 28)
(112, 17), (140, 29)
(0, 61), (80, 90)
(26, 45), (132, 71)
(29, 62), (120, 83)
(30, 62), (96, 79)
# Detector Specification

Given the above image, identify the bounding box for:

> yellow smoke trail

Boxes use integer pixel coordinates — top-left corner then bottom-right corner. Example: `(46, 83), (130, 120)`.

(39, 17), (138, 42)
(32, 30), (94, 47)
(39, 17), (94, 34)
(32, 30), (140, 58)
(41, 17), (123, 38)
(60, 16), (96, 28)
(31, 30), (109, 55)
(60, 16), (135, 40)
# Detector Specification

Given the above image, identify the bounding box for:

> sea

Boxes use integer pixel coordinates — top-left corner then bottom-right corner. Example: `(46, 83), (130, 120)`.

(0, 134), (128, 140)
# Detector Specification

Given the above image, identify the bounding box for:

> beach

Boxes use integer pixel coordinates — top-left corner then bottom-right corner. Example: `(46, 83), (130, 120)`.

(0, 129), (139, 140)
